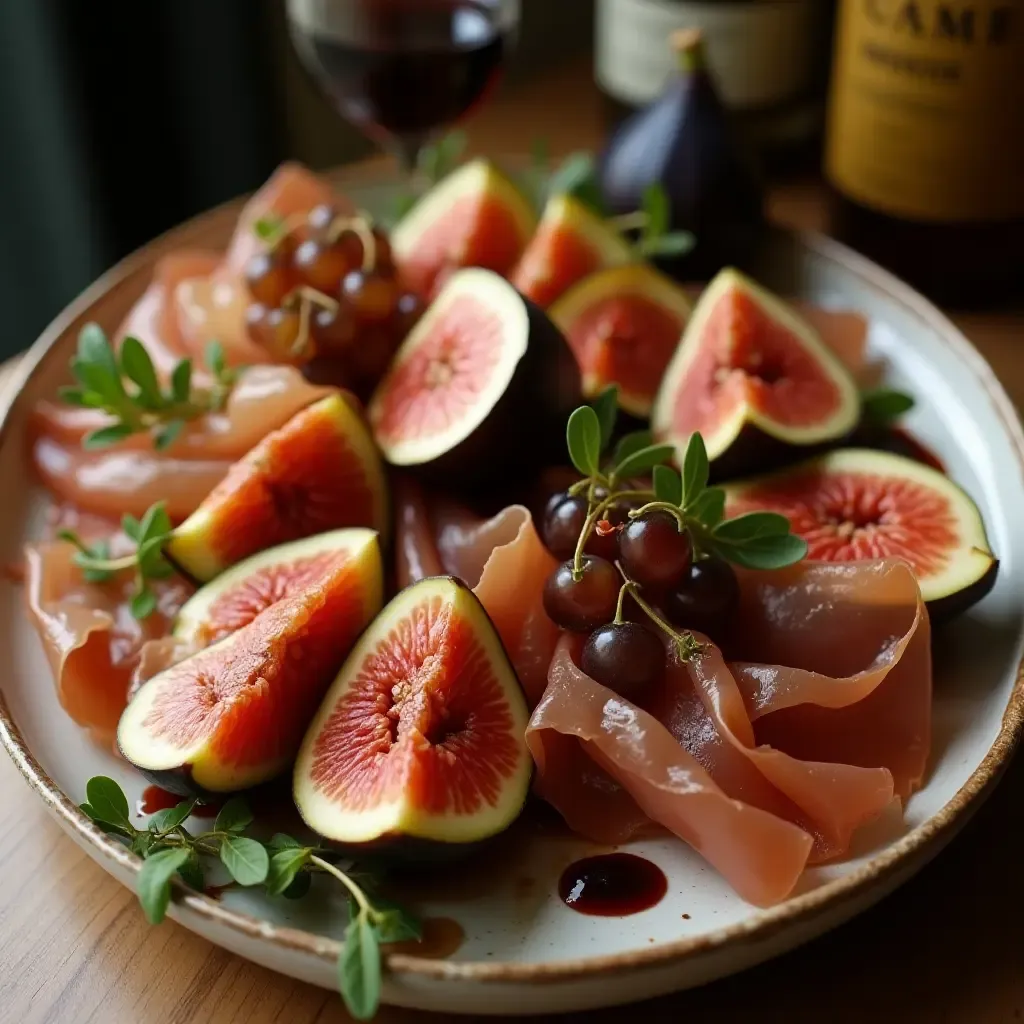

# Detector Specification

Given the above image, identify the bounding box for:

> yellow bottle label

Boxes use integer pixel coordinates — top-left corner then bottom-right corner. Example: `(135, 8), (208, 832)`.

(826, 1), (1024, 222)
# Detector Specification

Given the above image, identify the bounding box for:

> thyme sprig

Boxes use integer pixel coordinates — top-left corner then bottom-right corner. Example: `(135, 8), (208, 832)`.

(59, 326), (241, 451)
(81, 777), (418, 1021)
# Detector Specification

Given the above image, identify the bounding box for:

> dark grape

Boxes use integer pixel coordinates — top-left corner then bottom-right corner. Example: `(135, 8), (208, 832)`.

(307, 203), (338, 238)
(619, 511), (692, 591)
(249, 306), (304, 361)
(244, 251), (296, 307)
(394, 291), (424, 338)
(542, 492), (629, 562)
(581, 622), (664, 700)
(543, 556), (621, 633)
(301, 355), (354, 390)
(292, 239), (353, 295)
(664, 557), (740, 642)
(346, 326), (399, 390)
(342, 270), (400, 323)
(311, 305), (356, 353)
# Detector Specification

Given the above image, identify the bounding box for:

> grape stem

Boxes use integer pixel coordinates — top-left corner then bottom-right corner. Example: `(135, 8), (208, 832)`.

(614, 561), (704, 662)
(613, 582), (629, 625)
(629, 500), (688, 530)
(571, 486), (655, 579)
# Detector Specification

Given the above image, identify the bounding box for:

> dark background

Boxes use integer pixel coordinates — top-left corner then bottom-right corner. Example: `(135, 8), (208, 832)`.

(0, 0), (592, 358)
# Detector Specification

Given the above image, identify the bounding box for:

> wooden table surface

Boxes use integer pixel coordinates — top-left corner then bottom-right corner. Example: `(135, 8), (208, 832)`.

(2, 63), (1023, 1024)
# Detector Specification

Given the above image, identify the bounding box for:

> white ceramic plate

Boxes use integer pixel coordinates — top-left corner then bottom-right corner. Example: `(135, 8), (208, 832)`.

(1, 179), (1023, 1016)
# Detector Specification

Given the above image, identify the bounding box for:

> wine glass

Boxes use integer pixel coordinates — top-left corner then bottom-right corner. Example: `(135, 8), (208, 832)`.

(286, 0), (520, 176)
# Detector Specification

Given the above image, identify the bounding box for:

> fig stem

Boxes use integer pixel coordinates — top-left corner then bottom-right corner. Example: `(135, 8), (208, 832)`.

(309, 854), (374, 918)
(670, 28), (705, 73)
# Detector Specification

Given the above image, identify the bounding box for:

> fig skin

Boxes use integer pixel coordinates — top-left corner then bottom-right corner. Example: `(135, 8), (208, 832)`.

(598, 29), (764, 281)
(372, 271), (582, 497)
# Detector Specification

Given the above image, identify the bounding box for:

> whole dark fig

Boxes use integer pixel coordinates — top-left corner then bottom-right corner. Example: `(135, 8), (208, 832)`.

(598, 28), (764, 280)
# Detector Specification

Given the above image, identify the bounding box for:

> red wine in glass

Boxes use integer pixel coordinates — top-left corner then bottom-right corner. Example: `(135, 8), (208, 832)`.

(287, 0), (518, 171)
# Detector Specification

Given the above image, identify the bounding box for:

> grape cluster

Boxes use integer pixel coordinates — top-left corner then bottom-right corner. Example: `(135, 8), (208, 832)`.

(541, 490), (739, 700)
(243, 205), (424, 399)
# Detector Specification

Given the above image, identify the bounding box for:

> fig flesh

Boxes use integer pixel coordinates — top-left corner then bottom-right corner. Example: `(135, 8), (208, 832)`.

(293, 575), (531, 845)
(166, 393), (388, 582)
(724, 448), (998, 620)
(652, 268), (860, 474)
(367, 267), (580, 487)
(508, 193), (633, 308)
(392, 159), (536, 300)
(550, 263), (692, 418)
(118, 529), (384, 794)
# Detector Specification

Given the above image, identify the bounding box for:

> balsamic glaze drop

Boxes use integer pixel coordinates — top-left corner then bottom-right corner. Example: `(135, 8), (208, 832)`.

(558, 853), (668, 917)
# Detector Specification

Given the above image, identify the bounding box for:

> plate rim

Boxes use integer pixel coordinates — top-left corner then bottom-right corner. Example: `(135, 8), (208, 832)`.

(2, 178), (1023, 987)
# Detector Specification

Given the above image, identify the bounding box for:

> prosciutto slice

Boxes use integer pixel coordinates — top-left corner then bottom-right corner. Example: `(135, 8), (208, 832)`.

(25, 540), (192, 744)
(29, 367), (331, 521)
(527, 559), (930, 906)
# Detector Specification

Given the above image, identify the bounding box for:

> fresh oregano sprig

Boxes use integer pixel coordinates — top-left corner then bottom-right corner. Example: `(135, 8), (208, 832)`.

(58, 501), (176, 619)
(860, 387), (915, 429)
(81, 776), (419, 1021)
(60, 325), (242, 451)
(563, 387), (807, 654)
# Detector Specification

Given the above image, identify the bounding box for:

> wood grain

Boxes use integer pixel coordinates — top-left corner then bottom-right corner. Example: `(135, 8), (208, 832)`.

(3, 61), (1024, 1024)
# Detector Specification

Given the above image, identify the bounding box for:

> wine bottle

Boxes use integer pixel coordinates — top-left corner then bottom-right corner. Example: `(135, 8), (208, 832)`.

(825, 0), (1024, 306)
(594, 0), (834, 169)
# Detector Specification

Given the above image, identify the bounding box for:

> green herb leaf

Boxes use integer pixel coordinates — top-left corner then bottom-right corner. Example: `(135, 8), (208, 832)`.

(78, 323), (122, 388)
(339, 912), (381, 1021)
(57, 386), (93, 408)
(82, 423), (136, 449)
(220, 836), (269, 887)
(681, 433), (709, 507)
(85, 777), (132, 832)
(714, 532), (808, 571)
(131, 831), (154, 856)
(612, 430), (654, 467)
(418, 130), (467, 184)
(253, 215), (283, 242)
(137, 847), (190, 924)
(130, 589), (158, 621)
(614, 443), (675, 482)
(372, 900), (422, 944)
(170, 359), (192, 404)
(177, 853), (205, 892)
(653, 465), (683, 506)
(267, 833), (303, 851)
(861, 387), (915, 427)
(204, 340), (226, 379)
(119, 336), (163, 409)
(153, 420), (185, 451)
(642, 183), (670, 241)
(641, 231), (696, 258)
(215, 797), (254, 834)
(265, 847), (311, 897)
(121, 514), (141, 541)
(566, 406), (602, 477)
(393, 191), (418, 222)
(689, 486), (726, 529)
(139, 502), (172, 543)
(81, 802), (131, 836)
(546, 152), (605, 213)
(590, 386), (619, 452)
(713, 511), (792, 544)
(147, 800), (196, 834)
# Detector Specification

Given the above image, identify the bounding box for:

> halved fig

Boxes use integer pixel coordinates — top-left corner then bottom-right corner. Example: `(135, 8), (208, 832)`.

(652, 269), (860, 473)
(367, 267), (580, 484)
(508, 193), (633, 308)
(174, 527), (381, 648)
(166, 393), (388, 582)
(294, 575), (531, 844)
(118, 530), (384, 793)
(392, 159), (536, 300)
(724, 448), (998, 620)
(550, 263), (692, 418)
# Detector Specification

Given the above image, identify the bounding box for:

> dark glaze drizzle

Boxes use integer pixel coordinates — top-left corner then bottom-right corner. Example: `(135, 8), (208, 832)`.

(558, 853), (667, 917)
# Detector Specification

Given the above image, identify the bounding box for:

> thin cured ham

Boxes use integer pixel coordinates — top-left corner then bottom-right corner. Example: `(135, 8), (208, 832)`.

(392, 482), (559, 705)
(25, 540), (192, 744)
(526, 559), (930, 906)
(29, 367), (331, 522)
